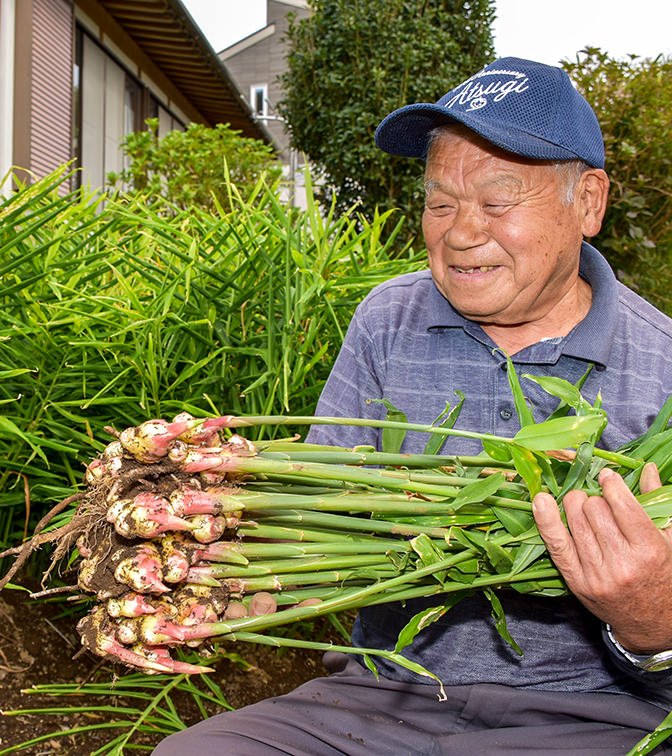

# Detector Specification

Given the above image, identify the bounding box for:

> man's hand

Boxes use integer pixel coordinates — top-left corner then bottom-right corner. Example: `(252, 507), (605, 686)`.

(532, 463), (672, 654)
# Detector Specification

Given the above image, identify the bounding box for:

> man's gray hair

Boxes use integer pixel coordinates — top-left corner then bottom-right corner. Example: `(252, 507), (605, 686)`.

(553, 159), (591, 204)
(426, 125), (590, 205)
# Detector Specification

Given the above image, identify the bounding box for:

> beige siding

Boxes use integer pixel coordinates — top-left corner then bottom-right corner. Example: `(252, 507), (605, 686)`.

(81, 34), (128, 189)
(222, 1), (310, 161)
(30, 0), (72, 180)
(158, 104), (172, 138)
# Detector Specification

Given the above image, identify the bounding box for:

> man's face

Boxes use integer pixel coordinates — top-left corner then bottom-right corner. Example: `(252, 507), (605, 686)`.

(422, 130), (588, 329)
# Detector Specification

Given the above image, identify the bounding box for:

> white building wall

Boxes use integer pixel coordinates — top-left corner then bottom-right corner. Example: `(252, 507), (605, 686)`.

(103, 61), (125, 180)
(81, 35), (106, 189)
(0, 0), (15, 193)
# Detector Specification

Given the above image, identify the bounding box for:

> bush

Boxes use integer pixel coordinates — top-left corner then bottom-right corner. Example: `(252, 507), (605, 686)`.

(279, 0), (495, 243)
(563, 49), (672, 313)
(107, 119), (283, 211)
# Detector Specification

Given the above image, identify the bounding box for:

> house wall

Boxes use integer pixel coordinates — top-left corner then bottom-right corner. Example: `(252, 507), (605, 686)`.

(30, 0), (73, 180)
(74, 8), (189, 190)
(4, 0), (222, 193)
(74, 0), (198, 127)
(11, 0), (74, 189)
(221, 0), (310, 163)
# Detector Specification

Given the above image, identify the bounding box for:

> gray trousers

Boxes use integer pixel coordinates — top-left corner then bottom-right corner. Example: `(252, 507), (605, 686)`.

(151, 653), (672, 755)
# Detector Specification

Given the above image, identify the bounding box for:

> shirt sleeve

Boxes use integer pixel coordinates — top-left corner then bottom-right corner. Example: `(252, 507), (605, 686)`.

(305, 302), (386, 450)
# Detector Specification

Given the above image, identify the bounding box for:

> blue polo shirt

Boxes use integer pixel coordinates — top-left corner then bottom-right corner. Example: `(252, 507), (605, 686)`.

(307, 243), (672, 704)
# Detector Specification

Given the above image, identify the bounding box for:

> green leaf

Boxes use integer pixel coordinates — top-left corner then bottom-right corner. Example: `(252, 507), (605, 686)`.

(361, 654), (379, 680)
(505, 355), (535, 426)
(536, 452), (561, 497)
(491, 505), (535, 536)
(509, 541), (547, 576)
(451, 528), (513, 573)
(383, 652), (447, 701)
(450, 472), (506, 510)
(640, 393), (672, 439)
(512, 579), (567, 596)
(513, 414), (605, 451)
(410, 533), (450, 584)
(483, 587), (522, 656)
(385, 549), (410, 571)
(0, 368), (36, 379)
(423, 391), (465, 455)
(509, 444), (543, 497)
(394, 594), (468, 654)
(558, 441), (596, 497)
(523, 374), (594, 415)
(482, 438), (513, 462)
(0, 416), (48, 462)
(450, 558), (480, 578)
(370, 398), (407, 454)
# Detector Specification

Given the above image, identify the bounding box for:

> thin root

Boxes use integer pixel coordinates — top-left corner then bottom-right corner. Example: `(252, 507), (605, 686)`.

(0, 493), (84, 592)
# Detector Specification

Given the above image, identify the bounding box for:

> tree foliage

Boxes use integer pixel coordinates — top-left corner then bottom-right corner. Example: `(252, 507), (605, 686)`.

(564, 49), (672, 313)
(278, 0), (495, 239)
(108, 119), (282, 211)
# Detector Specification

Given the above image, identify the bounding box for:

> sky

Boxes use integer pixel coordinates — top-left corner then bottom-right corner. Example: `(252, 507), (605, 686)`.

(182, 0), (672, 64)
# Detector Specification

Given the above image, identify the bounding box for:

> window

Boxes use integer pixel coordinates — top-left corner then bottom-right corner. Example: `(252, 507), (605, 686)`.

(250, 84), (268, 118)
(124, 76), (142, 135)
(72, 26), (83, 184)
(72, 24), (185, 190)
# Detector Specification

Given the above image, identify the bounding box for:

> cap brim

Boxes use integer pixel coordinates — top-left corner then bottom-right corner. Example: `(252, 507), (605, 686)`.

(374, 104), (452, 157)
(374, 102), (586, 163)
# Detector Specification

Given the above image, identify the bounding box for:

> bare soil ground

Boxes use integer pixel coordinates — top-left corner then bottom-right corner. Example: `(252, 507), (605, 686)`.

(0, 585), (328, 755)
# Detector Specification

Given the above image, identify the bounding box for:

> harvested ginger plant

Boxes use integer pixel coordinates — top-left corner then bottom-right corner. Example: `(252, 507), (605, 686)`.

(35, 414), (267, 674)
(4, 411), (476, 678)
(5, 376), (672, 685)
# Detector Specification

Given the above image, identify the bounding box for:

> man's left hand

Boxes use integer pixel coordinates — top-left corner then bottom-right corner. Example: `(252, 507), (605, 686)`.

(533, 462), (672, 654)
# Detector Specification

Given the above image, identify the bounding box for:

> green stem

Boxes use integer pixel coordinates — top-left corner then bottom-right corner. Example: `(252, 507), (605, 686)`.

(192, 552), (406, 578)
(238, 511), (454, 539)
(204, 538), (436, 561)
(230, 413), (511, 443)
(258, 447), (511, 469)
(219, 457), (534, 507)
(230, 414), (639, 469)
(221, 487), (530, 513)
(222, 631), (446, 695)
(183, 550), (479, 639)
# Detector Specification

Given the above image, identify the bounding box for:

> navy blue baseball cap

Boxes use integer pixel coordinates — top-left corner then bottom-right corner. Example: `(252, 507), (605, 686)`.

(374, 57), (605, 169)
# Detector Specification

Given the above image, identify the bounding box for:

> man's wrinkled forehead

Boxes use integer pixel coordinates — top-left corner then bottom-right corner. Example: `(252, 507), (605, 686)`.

(423, 129), (563, 193)
(423, 174), (524, 197)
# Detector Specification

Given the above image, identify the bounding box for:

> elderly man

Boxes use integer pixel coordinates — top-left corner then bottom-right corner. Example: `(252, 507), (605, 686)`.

(153, 57), (672, 755)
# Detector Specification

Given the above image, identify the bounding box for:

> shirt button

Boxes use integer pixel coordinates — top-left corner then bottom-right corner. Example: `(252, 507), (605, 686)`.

(500, 407), (513, 420)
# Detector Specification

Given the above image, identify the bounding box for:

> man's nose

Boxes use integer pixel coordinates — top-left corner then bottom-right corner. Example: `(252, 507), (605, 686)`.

(443, 206), (489, 249)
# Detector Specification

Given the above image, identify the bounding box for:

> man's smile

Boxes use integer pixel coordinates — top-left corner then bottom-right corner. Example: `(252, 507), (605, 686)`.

(451, 265), (498, 274)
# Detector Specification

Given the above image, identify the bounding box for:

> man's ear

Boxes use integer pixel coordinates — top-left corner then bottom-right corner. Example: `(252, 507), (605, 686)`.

(578, 169), (610, 238)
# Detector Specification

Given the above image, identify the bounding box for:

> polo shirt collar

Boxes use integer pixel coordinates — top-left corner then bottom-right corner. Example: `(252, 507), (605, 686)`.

(424, 242), (619, 368)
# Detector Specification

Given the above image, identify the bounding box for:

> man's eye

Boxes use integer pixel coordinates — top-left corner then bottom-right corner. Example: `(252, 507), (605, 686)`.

(484, 203), (511, 214)
(426, 203), (455, 214)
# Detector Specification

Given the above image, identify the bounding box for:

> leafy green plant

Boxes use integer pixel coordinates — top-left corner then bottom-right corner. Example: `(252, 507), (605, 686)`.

(563, 49), (672, 313)
(0, 167), (423, 549)
(4, 367), (672, 754)
(107, 119), (283, 211)
(0, 164), (422, 753)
